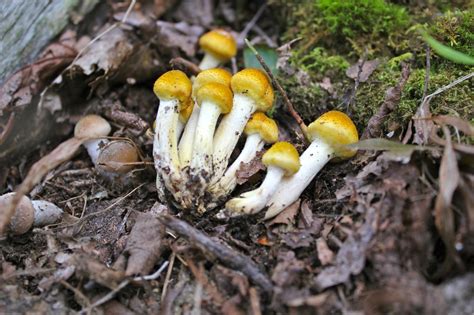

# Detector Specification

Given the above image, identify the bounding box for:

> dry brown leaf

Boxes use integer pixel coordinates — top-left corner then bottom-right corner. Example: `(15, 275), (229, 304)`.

(268, 199), (300, 226)
(156, 21), (204, 57)
(235, 150), (266, 185)
(433, 126), (460, 276)
(316, 238), (335, 266)
(125, 212), (165, 276)
(346, 59), (380, 82)
(172, 0), (214, 27)
(432, 115), (474, 136)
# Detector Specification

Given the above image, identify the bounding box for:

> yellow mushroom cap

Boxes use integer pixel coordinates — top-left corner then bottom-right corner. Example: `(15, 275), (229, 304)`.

(196, 83), (233, 114)
(74, 115), (111, 139)
(199, 29), (237, 61)
(307, 110), (359, 159)
(262, 142), (301, 176)
(0, 193), (35, 235)
(193, 68), (232, 97)
(231, 68), (274, 112)
(244, 112), (278, 143)
(153, 70), (192, 109)
(96, 140), (140, 174)
(179, 99), (194, 123)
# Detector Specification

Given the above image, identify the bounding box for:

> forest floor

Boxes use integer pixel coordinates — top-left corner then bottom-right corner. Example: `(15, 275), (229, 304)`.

(1, 1), (473, 314)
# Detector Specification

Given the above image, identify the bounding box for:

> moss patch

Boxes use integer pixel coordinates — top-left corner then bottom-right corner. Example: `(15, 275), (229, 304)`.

(271, 1), (473, 133)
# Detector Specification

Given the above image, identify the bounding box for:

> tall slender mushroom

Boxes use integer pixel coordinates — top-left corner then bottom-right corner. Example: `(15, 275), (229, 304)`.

(225, 142), (300, 215)
(212, 68), (274, 182)
(198, 29), (237, 70)
(153, 70), (192, 204)
(190, 82), (233, 188)
(264, 111), (359, 219)
(74, 115), (111, 165)
(209, 112), (278, 201)
(179, 68), (232, 167)
(176, 99), (194, 140)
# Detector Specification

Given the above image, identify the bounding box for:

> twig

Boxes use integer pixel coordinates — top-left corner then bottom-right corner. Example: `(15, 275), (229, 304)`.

(79, 260), (169, 314)
(157, 214), (274, 293)
(244, 39), (309, 143)
(249, 287), (262, 315)
(170, 57), (201, 76)
(345, 49), (368, 112)
(361, 63), (411, 139)
(238, 4), (267, 44)
(161, 252), (176, 302)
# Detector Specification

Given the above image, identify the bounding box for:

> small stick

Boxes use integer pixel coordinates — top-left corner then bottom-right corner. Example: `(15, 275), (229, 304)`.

(170, 57), (201, 76)
(157, 213), (274, 294)
(244, 39), (309, 143)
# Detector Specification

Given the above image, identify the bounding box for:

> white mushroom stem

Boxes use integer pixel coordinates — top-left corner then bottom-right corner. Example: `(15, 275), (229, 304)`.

(191, 101), (221, 176)
(226, 165), (285, 214)
(209, 133), (264, 199)
(213, 94), (256, 181)
(83, 139), (109, 165)
(179, 105), (200, 166)
(31, 200), (63, 226)
(153, 99), (182, 193)
(199, 54), (221, 70)
(265, 138), (334, 219)
(176, 120), (185, 140)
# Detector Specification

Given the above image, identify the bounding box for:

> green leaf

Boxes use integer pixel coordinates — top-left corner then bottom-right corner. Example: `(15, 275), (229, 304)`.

(422, 32), (474, 65)
(243, 45), (278, 75)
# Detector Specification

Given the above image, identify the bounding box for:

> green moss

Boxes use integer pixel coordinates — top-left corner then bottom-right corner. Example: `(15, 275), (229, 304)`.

(293, 47), (350, 80)
(353, 64), (474, 130)
(316, 0), (409, 40)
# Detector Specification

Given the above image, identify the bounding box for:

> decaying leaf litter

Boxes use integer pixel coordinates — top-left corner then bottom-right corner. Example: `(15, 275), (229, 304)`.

(1, 0), (473, 314)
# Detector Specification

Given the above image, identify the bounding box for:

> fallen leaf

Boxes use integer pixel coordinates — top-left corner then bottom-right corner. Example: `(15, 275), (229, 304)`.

(271, 251), (305, 287)
(172, 0), (214, 27)
(268, 199), (300, 226)
(314, 207), (377, 290)
(235, 150), (265, 185)
(432, 115), (474, 136)
(346, 59), (380, 82)
(281, 229), (314, 249)
(70, 253), (125, 290)
(433, 126), (460, 276)
(316, 238), (335, 266)
(156, 20), (204, 57)
(125, 212), (165, 276)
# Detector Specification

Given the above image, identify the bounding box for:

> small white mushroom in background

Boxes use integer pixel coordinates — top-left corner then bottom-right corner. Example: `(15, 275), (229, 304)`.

(96, 140), (140, 175)
(178, 68), (232, 167)
(190, 82), (233, 190)
(213, 68), (274, 183)
(74, 115), (112, 165)
(225, 141), (300, 215)
(0, 193), (63, 235)
(152, 70), (192, 205)
(209, 112), (278, 201)
(198, 29), (237, 70)
(264, 111), (359, 219)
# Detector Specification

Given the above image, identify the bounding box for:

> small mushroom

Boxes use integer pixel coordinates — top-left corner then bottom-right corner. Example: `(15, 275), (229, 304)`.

(212, 68), (274, 182)
(198, 29), (237, 70)
(0, 193), (63, 235)
(209, 112), (278, 200)
(96, 140), (140, 174)
(264, 111), (359, 219)
(190, 82), (233, 188)
(225, 142), (300, 215)
(74, 115), (112, 165)
(153, 70), (192, 203)
(178, 69), (232, 167)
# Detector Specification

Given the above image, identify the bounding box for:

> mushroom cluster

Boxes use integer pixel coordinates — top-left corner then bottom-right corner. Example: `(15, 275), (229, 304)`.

(152, 67), (359, 218)
(151, 29), (359, 218)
